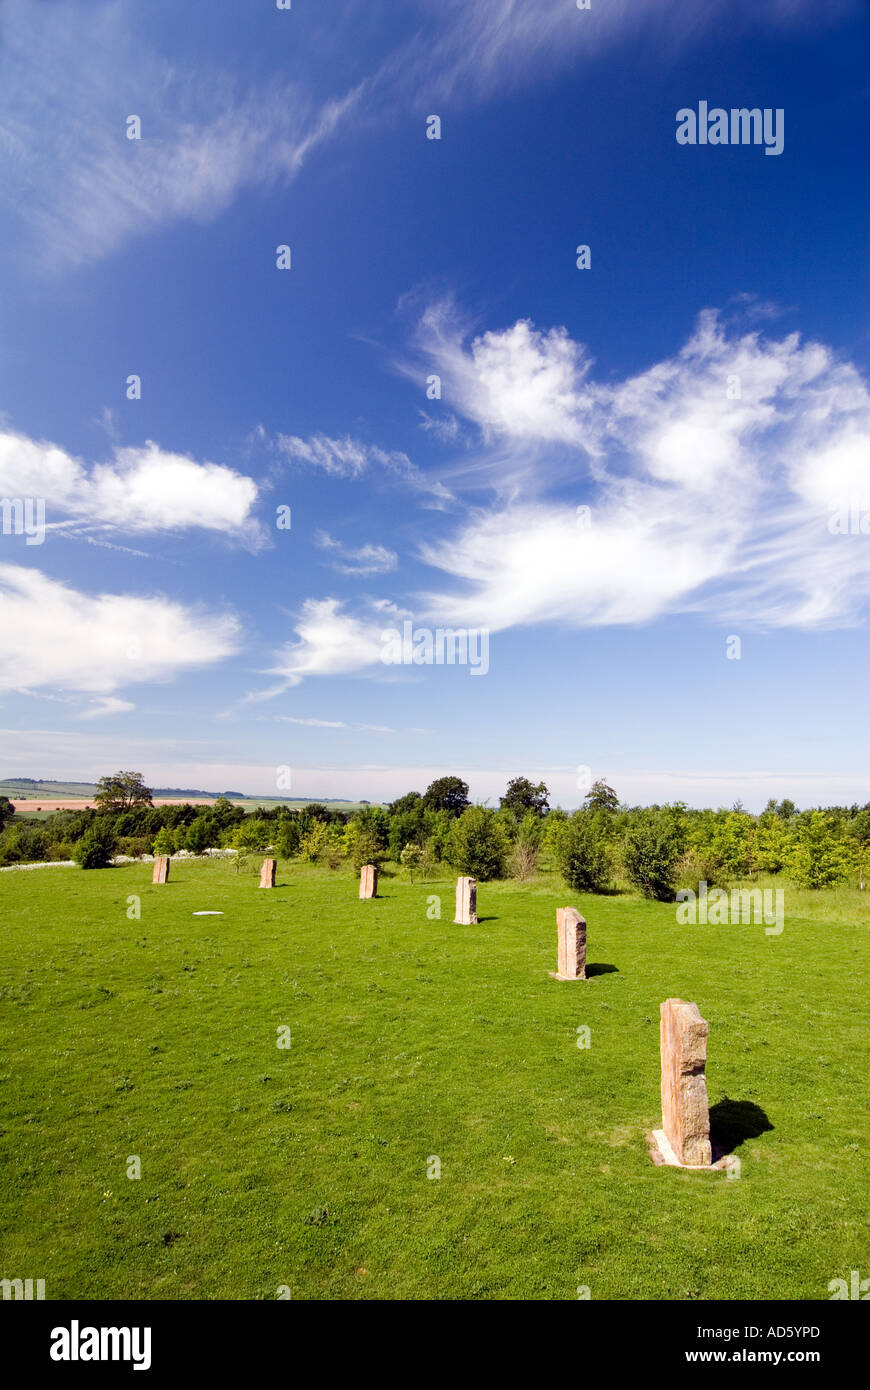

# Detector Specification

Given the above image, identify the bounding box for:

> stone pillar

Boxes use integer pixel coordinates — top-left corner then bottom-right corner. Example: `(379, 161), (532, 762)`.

(659, 999), (712, 1167)
(359, 863), (378, 899)
(552, 907), (587, 980)
(454, 876), (477, 925)
(259, 858), (277, 888)
(152, 856), (170, 884)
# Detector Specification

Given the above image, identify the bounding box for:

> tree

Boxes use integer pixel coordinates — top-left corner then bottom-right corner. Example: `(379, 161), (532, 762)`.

(400, 842), (423, 882)
(231, 818), (272, 852)
(94, 771), (153, 813)
(583, 779), (619, 813)
(446, 806), (509, 881)
(789, 812), (851, 889)
(185, 817), (215, 854)
(0, 796), (14, 829)
(500, 777), (549, 819)
(152, 826), (174, 857)
(849, 809), (870, 890)
(557, 810), (612, 893)
(74, 823), (117, 869)
(351, 829), (384, 872)
(510, 813), (543, 881)
(422, 776), (470, 817)
(623, 809), (683, 901)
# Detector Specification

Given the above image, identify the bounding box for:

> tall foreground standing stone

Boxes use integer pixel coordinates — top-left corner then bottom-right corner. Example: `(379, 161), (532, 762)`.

(659, 998), (712, 1167)
(454, 876), (477, 925)
(152, 856), (170, 885)
(552, 907), (587, 980)
(259, 858), (277, 888)
(359, 863), (378, 899)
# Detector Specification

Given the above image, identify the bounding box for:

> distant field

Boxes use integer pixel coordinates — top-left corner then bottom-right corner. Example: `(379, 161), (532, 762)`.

(6, 791), (379, 819)
(0, 859), (866, 1300)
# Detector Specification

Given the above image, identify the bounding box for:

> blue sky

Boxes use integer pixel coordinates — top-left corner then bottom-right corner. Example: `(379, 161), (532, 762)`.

(0, 0), (868, 808)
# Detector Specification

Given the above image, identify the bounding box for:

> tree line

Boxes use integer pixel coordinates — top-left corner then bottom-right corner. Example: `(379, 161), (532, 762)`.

(1, 772), (868, 897)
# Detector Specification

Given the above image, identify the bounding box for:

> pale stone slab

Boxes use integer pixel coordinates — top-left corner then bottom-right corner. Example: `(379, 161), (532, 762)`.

(259, 858), (277, 888)
(659, 998), (712, 1167)
(359, 863), (378, 899)
(152, 856), (170, 884)
(454, 876), (477, 924)
(550, 906), (587, 980)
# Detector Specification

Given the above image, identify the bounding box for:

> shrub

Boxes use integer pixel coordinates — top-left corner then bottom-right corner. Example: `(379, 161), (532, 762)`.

(557, 811), (612, 893)
(351, 829), (384, 872)
(623, 809), (682, 900)
(0, 823), (49, 866)
(446, 806), (509, 881)
(74, 825), (117, 869)
(788, 812), (852, 889)
(399, 842), (423, 882)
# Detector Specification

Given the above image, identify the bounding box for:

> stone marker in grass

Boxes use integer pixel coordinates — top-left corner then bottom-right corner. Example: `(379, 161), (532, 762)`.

(359, 863), (378, 899)
(454, 876), (477, 925)
(152, 856), (170, 885)
(654, 998), (712, 1167)
(549, 906), (587, 980)
(259, 858), (277, 888)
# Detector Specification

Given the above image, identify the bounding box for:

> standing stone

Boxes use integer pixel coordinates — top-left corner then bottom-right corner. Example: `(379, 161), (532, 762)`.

(658, 998), (712, 1167)
(359, 863), (378, 899)
(152, 856), (170, 885)
(551, 907), (587, 980)
(454, 876), (477, 925)
(259, 858), (277, 888)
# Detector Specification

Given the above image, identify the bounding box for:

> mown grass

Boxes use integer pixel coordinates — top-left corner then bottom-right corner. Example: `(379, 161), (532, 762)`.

(0, 859), (867, 1300)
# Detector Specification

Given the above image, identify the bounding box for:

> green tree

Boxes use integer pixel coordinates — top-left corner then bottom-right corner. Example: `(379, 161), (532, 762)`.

(583, 779), (619, 813)
(849, 808), (870, 890)
(557, 810), (612, 893)
(231, 818), (272, 852)
(399, 842), (423, 882)
(152, 826), (174, 857)
(446, 806), (509, 881)
(789, 812), (852, 889)
(74, 823), (117, 869)
(94, 771), (153, 813)
(623, 809), (683, 901)
(0, 796), (14, 829)
(499, 777), (549, 819)
(422, 776), (470, 817)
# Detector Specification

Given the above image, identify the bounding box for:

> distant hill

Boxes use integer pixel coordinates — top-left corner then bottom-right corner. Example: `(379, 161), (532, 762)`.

(0, 778), (370, 806)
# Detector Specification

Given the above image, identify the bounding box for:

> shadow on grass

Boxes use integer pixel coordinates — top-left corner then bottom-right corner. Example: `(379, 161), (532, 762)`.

(710, 1097), (773, 1158)
(585, 962), (619, 977)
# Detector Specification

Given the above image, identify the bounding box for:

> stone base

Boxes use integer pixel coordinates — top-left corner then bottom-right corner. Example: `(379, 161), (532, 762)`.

(548, 970), (587, 982)
(649, 1129), (737, 1173)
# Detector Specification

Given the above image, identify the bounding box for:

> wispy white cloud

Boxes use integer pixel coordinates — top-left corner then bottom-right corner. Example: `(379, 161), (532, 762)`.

(277, 431), (453, 506)
(0, 0), (360, 268)
(77, 696), (136, 720)
(258, 306), (870, 690)
(0, 429), (261, 543)
(0, 564), (241, 695)
(315, 530), (398, 575)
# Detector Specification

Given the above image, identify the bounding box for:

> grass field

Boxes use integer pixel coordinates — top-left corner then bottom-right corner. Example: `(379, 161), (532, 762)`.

(0, 859), (867, 1300)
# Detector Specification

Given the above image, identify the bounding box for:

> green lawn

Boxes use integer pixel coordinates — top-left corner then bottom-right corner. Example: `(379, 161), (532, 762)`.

(0, 859), (866, 1300)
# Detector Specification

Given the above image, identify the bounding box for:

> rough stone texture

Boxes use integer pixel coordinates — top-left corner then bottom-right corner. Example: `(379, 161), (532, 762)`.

(152, 856), (170, 885)
(359, 863), (378, 899)
(554, 907), (587, 980)
(259, 858), (277, 888)
(660, 998), (712, 1167)
(454, 876), (478, 925)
